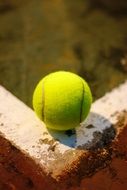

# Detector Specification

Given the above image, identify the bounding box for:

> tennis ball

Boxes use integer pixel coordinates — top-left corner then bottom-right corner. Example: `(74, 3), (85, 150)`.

(33, 71), (92, 131)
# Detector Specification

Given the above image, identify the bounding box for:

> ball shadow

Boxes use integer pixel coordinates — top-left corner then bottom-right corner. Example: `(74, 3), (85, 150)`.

(47, 112), (116, 150)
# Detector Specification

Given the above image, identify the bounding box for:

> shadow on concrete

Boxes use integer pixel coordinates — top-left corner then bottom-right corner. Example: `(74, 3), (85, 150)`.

(47, 112), (116, 150)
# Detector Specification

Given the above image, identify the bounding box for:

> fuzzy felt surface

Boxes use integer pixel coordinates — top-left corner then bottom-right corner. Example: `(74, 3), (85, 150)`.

(33, 71), (92, 130)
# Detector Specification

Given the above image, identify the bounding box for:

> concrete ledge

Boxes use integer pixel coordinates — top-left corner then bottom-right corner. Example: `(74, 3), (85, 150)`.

(0, 81), (127, 190)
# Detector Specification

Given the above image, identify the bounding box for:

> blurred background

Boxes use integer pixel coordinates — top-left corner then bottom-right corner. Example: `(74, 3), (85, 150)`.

(0, 0), (127, 107)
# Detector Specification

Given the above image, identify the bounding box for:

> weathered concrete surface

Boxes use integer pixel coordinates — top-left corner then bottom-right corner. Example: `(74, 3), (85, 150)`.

(71, 111), (127, 190)
(0, 81), (127, 189)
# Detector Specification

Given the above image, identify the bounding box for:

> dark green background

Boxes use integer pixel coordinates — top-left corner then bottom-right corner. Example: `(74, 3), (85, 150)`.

(0, 0), (127, 107)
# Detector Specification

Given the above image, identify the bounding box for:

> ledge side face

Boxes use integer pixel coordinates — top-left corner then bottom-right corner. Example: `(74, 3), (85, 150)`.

(0, 134), (55, 190)
(0, 81), (127, 189)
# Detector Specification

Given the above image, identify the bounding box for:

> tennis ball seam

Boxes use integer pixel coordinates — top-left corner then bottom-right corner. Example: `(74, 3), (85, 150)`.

(80, 79), (85, 123)
(42, 80), (45, 121)
(33, 71), (92, 131)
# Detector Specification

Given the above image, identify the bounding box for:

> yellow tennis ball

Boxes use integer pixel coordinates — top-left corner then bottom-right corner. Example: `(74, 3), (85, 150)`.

(33, 71), (92, 131)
